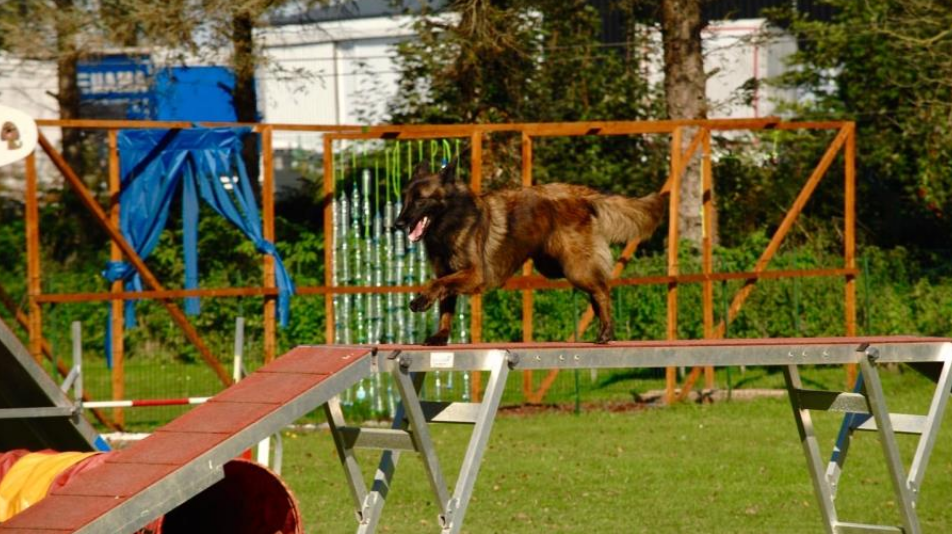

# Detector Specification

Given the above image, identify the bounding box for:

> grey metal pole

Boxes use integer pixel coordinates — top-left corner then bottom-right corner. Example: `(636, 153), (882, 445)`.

(72, 321), (82, 404)
(233, 317), (245, 382)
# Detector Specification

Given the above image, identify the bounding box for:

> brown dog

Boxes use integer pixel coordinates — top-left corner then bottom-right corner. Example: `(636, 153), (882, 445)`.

(394, 161), (666, 345)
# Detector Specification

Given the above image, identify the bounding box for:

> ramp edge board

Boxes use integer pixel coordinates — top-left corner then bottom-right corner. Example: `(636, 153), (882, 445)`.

(363, 338), (952, 371)
(0, 346), (372, 534)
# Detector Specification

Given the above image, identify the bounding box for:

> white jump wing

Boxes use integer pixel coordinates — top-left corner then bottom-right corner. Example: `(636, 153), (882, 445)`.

(0, 104), (39, 168)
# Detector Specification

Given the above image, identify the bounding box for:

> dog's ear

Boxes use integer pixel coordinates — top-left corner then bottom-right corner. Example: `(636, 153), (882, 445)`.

(410, 161), (431, 182)
(439, 157), (460, 184)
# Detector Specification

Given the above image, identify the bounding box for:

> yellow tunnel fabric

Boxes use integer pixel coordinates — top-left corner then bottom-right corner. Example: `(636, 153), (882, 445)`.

(0, 451), (99, 522)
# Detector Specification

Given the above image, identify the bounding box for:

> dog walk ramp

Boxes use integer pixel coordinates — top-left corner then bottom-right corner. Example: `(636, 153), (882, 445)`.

(0, 346), (372, 534)
(5, 338), (950, 533)
(324, 338), (952, 534)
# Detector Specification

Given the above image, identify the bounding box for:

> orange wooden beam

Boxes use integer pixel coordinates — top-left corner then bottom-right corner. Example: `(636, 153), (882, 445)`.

(844, 123), (857, 388)
(702, 128), (715, 392)
(24, 153), (42, 364)
(323, 134), (336, 344)
(521, 132), (534, 400)
(665, 128), (683, 405)
(262, 126), (277, 363)
(470, 131), (484, 402)
(107, 130), (125, 425)
(34, 266), (858, 304)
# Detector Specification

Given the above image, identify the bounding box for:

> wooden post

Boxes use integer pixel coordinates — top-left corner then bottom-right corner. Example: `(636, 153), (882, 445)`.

(665, 128), (682, 404)
(262, 126), (277, 363)
(324, 135), (336, 344)
(701, 128), (715, 390)
(108, 130), (125, 425)
(844, 123), (857, 388)
(521, 132), (533, 401)
(470, 131), (483, 402)
(24, 152), (42, 364)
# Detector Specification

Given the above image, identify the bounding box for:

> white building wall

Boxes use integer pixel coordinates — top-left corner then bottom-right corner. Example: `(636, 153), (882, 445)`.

(258, 16), (796, 150)
(641, 19), (796, 119)
(257, 16), (416, 150)
(703, 19), (796, 119)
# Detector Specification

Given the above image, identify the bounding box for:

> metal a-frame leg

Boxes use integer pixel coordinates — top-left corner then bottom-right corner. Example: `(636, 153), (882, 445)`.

(393, 364), (450, 516)
(859, 348), (920, 534)
(828, 352), (952, 504)
(439, 351), (510, 534)
(355, 370), (425, 534)
(322, 365), (427, 533)
(787, 344), (952, 534)
(825, 374), (868, 498)
(336, 350), (510, 534)
(906, 348), (952, 500)
(324, 396), (368, 518)
(783, 364), (839, 534)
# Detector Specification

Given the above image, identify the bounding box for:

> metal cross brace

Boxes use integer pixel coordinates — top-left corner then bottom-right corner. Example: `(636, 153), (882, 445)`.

(325, 349), (512, 534)
(784, 343), (952, 534)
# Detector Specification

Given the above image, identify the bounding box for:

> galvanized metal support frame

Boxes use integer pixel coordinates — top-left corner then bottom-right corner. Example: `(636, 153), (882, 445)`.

(326, 350), (512, 534)
(783, 344), (952, 534)
(313, 340), (952, 534)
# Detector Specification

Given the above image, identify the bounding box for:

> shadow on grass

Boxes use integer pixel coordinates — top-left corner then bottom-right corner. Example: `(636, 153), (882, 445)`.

(594, 368), (666, 389)
(729, 365), (832, 390)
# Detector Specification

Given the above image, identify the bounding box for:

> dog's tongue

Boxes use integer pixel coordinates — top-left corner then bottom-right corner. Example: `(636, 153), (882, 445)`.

(408, 216), (429, 242)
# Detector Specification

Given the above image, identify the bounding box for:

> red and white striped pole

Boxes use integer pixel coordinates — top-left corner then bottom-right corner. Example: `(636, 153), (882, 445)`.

(80, 397), (210, 409)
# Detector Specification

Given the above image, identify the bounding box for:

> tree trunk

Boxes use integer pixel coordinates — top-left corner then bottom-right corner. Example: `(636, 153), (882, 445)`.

(54, 0), (85, 180)
(232, 8), (261, 198)
(661, 0), (707, 247)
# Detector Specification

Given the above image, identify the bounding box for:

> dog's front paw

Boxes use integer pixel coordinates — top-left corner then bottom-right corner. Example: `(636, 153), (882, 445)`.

(409, 294), (433, 312)
(595, 327), (614, 345)
(423, 331), (449, 346)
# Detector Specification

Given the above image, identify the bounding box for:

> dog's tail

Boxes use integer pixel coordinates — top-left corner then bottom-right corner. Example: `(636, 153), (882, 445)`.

(592, 191), (667, 244)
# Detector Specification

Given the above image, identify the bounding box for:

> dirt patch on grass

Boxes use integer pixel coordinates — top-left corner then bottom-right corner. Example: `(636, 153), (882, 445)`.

(499, 400), (650, 416)
(498, 388), (787, 416)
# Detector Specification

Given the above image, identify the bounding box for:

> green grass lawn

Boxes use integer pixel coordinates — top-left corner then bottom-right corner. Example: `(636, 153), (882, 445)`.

(276, 366), (952, 533)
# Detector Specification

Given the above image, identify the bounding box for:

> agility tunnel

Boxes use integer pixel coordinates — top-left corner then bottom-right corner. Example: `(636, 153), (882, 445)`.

(0, 451), (301, 534)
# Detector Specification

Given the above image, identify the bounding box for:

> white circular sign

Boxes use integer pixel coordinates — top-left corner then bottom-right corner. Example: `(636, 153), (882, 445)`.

(0, 104), (38, 168)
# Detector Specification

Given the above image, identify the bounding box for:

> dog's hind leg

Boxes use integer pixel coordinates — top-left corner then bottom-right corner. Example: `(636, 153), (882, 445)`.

(560, 240), (614, 343)
(582, 282), (614, 344)
(562, 270), (614, 343)
(423, 295), (457, 346)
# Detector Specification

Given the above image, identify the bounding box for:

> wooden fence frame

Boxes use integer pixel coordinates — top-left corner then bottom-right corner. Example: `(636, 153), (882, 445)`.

(16, 117), (855, 418)
(322, 118), (857, 403)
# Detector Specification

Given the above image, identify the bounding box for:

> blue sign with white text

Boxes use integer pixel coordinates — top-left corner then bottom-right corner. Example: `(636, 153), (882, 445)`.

(77, 54), (154, 119)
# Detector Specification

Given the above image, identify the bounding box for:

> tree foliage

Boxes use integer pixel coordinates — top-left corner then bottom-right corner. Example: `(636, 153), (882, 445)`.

(769, 0), (952, 251)
(389, 0), (668, 196)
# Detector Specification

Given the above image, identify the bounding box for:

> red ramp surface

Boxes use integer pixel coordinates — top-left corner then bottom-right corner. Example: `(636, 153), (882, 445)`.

(0, 346), (371, 534)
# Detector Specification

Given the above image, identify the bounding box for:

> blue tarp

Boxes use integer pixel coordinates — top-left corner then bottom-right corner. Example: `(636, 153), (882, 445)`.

(102, 128), (294, 364)
(153, 66), (241, 122)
